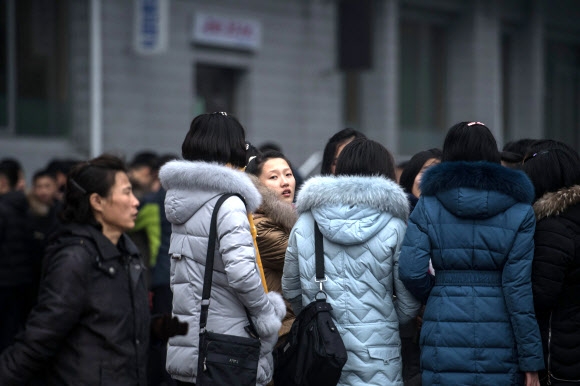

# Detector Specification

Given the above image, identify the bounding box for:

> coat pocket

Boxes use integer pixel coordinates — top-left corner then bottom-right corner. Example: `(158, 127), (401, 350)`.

(367, 346), (400, 364)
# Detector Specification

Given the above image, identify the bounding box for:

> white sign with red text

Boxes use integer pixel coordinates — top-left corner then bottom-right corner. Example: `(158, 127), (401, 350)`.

(192, 13), (262, 51)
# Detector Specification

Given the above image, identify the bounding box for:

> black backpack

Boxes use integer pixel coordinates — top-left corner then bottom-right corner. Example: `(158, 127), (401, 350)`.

(273, 221), (347, 386)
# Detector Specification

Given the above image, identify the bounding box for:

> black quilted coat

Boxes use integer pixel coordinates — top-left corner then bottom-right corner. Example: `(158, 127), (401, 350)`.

(0, 224), (150, 385)
(532, 185), (580, 385)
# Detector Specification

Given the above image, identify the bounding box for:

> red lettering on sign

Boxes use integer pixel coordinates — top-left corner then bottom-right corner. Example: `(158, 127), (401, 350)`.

(203, 19), (223, 33)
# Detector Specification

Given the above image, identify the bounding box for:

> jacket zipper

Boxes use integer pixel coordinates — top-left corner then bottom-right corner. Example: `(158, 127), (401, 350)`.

(547, 311), (552, 386)
(125, 255), (140, 382)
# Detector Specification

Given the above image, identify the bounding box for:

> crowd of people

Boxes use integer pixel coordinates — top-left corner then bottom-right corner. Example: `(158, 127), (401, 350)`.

(0, 112), (578, 386)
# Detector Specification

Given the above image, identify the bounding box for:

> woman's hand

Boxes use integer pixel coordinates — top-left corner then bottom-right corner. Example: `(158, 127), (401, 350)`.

(525, 371), (540, 386)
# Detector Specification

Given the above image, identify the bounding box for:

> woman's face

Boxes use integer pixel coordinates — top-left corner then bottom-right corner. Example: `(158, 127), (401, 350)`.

(259, 158), (296, 204)
(330, 137), (354, 175)
(412, 158), (440, 198)
(94, 171), (140, 235)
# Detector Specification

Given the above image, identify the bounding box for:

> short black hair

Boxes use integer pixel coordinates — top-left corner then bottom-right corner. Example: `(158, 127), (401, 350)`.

(335, 138), (396, 180)
(246, 150), (293, 178)
(32, 169), (57, 183)
(399, 148), (442, 194)
(321, 128), (366, 175)
(130, 151), (159, 170)
(258, 142), (282, 153)
(182, 112), (247, 168)
(0, 158), (23, 189)
(157, 153), (180, 168)
(60, 154), (128, 226)
(503, 138), (537, 157)
(442, 122), (501, 163)
(521, 139), (580, 201)
(501, 138), (538, 165)
(45, 158), (80, 176)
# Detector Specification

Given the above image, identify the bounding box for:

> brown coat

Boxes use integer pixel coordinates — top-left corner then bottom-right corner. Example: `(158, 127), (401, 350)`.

(251, 176), (298, 336)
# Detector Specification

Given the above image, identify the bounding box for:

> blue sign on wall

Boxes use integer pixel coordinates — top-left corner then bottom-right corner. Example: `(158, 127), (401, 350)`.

(134, 0), (168, 54)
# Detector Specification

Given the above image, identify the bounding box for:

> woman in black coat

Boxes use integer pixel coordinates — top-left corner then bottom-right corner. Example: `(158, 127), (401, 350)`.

(521, 140), (580, 385)
(0, 155), (150, 385)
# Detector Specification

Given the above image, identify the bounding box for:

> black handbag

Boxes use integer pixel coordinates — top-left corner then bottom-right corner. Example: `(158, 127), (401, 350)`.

(196, 193), (261, 386)
(273, 221), (348, 386)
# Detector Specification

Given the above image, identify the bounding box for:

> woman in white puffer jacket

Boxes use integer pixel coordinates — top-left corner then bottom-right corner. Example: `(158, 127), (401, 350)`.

(159, 112), (286, 386)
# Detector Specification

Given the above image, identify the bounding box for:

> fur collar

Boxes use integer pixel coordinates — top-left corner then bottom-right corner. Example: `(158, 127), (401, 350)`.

(295, 175), (409, 221)
(159, 160), (261, 212)
(533, 185), (580, 220)
(248, 175), (297, 232)
(421, 161), (535, 204)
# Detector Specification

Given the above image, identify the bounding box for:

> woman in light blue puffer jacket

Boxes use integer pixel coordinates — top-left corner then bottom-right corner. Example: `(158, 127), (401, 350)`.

(283, 138), (421, 386)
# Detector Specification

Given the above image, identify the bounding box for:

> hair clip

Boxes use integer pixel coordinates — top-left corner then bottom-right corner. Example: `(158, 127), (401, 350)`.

(212, 111), (227, 116)
(523, 150), (550, 163)
(467, 121), (485, 126)
(70, 178), (87, 194)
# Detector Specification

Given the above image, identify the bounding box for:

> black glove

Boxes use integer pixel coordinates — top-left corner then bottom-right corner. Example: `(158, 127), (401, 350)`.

(151, 314), (188, 341)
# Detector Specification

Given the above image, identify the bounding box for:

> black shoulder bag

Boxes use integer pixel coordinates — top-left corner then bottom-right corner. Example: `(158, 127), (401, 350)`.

(273, 221), (348, 386)
(197, 193), (261, 386)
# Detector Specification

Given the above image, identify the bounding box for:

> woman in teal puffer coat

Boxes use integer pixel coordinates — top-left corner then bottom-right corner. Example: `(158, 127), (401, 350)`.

(283, 138), (421, 386)
(399, 122), (544, 386)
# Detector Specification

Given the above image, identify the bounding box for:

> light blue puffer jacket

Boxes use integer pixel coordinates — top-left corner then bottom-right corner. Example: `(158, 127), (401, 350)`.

(282, 175), (421, 386)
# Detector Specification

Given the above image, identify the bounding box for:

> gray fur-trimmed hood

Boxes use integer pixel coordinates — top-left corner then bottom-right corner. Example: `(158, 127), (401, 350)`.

(295, 175), (409, 245)
(159, 160), (261, 224)
(533, 185), (580, 221)
(248, 174), (297, 232)
(296, 175), (409, 221)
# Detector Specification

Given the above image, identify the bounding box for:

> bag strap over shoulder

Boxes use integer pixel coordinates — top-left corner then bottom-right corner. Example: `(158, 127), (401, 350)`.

(314, 221), (327, 294)
(201, 194), (242, 306)
(199, 193), (258, 337)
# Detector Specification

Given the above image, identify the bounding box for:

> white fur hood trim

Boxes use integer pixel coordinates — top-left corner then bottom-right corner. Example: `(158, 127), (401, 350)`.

(296, 175), (409, 222)
(159, 160), (262, 212)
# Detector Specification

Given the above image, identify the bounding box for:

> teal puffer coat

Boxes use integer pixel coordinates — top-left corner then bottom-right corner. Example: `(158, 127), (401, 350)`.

(283, 175), (421, 386)
(399, 161), (544, 385)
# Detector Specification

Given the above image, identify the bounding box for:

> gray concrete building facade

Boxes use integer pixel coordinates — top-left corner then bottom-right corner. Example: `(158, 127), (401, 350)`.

(1, 0), (580, 179)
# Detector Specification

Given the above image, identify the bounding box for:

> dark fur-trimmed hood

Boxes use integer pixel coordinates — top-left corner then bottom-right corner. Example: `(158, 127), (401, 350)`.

(248, 174), (297, 232)
(420, 161), (534, 219)
(422, 161), (535, 203)
(533, 185), (580, 221)
(296, 175), (409, 221)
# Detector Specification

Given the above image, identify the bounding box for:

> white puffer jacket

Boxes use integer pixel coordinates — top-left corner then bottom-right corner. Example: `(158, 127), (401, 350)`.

(160, 160), (286, 385)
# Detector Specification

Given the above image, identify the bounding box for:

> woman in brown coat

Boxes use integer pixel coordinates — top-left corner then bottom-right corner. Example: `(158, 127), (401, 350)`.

(247, 150), (298, 337)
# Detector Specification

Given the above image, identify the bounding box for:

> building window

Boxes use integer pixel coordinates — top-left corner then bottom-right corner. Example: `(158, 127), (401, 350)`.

(545, 41), (580, 148)
(343, 71), (360, 128)
(0, 0), (70, 136)
(194, 64), (242, 115)
(399, 19), (447, 155)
